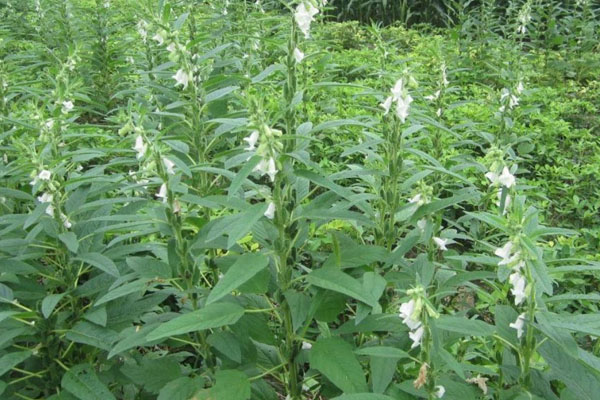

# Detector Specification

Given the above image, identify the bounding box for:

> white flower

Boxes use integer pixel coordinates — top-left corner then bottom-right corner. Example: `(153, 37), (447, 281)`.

(243, 130), (259, 151)
(301, 341), (312, 350)
(417, 219), (427, 231)
(433, 237), (449, 251)
(62, 100), (74, 113)
(253, 157), (278, 182)
(390, 79), (404, 101)
(152, 32), (165, 46)
(516, 81), (524, 94)
(509, 271), (526, 305)
(38, 170), (52, 181)
(293, 47), (305, 63)
(495, 242), (515, 266)
(409, 325), (424, 349)
(294, 2), (319, 39)
(499, 166), (515, 188)
(485, 171), (499, 185)
(399, 299), (421, 331)
(45, 119), (54, 130)
(395, 94), (413, 123)
(441, 63), (449, 87)
(436, 108), (442, 117)
(425, 90), (440, 101)
(434, 385), (446, 398)
(61, 213), (72, 229)
(509, 94), (519, 109)
(37, 193), (54, 216)
(133, 135), (147, 159)
(509, 313), (526, 339)
(409, 193), (423, 205)
(163, 158), (175, 175)
(137, 21), (148, 41)
(103, 0), (110, 7)
(166, 43), (176, 53)
(380, 96), (393, 114)
(156, 183), (168, 203)
(173, 68), (191, 90)
(264, 202), (275, 219)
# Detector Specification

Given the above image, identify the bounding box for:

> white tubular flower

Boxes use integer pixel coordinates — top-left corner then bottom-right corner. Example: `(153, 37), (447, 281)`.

(173, 68), (191, 89)
(264, 202), (275, 219)
(509, 313), (526, 339)
(380, 96), (393, 114)
(266, 157), (277, 182)
(485, 171), (499, 185)
(133, 135), (147, 159)
(45, 119), (54, 130)
(301, 341), (312, 350)
(295, 2), (319, 39)
(37, 193), (54, 216)
(399, 299), (421, 331)
(243, 130), (259, 151)
(409, 193), (424, 205)
(156, 183), (168, 203)
(293, 47), (305, 63)
(395, 94), (413, 123)
(425, 90), (441, 101)
(62, 100), (74, 113)
(163, 157), (175, 175)
(390, 78), (404, 100)
(152, 32), (165, 46)
(137, 21), (148, 41)
(441, 62), (449, 87)
(434, 385), (446, 398)
(433, 237), (449, 251)
(166, 43), (176, 53)
(516, 81), (524, 94)
(409, 325), (424, 349)
(498, 166), (516, 188)
(509, 271), (526, 305)
(38, 169), (52, 181)
(495, 242), (520, 266)
(61, 213), (72, 229)
(253, 157), (278, 182)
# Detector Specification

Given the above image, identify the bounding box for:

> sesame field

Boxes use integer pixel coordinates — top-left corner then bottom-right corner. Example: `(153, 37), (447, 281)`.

(1, 0), (600, 399)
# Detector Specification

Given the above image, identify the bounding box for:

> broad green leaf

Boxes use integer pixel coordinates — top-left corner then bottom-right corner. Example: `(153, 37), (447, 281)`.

(354, 346), (409, 359)
(310, 337), (368, 393)
(75, 253), (120, 277)
(207, 253), (269, 305)
(210, 370), (251, 400)
(61, 364), (116, 400)
(307, 268), (377, 307)
(434, 315), (495, 337)
(158, 377), (204, 400)
(59, 232), (79, 253)
(95, 280), (151, 306)
(147, 302), (245, 341)
(66, 322), (118, 351)
(42, 293), (66, 319)
(332, 394), (395, 400)
(0, 351), (32, 377)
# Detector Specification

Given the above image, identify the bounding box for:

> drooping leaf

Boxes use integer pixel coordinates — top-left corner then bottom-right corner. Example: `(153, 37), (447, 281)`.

(309, 337), (368, 393)
(61, 364), (116, 400)
(207, 253), (269, 305)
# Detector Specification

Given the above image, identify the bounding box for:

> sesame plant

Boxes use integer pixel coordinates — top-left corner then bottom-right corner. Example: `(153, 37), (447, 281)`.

(1, 0), (600, 400)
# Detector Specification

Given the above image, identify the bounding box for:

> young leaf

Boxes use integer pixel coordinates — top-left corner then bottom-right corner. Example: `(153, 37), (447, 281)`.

(61, 364), (116, 400)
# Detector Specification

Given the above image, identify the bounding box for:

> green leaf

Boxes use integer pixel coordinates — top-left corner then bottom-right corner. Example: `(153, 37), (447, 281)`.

(332, 394), (395, 400)
(207, 253), (269, 305)
(0, 351), (32, 377)
(147, 302), (245, 341)
(61, 364), (116, 400)
(310, 337), (368, 393)
(126, 257), (172, 279)
(210, 370), (251, 400)
(66, 322), (118, 351)
(59, 232), (79, 253)
(206, 86), (239, 102)
(158, 377), (204, 400)
(538, 340), (600, 400)
(228, 155), (262, 198)
(42, 293), (66, 319)
(434, 315), (495, 337)
(75, 253), (120, 277)
(354, 346), (409, 359)
(94, 280), (151, 306)
(306, 268), (378, 308)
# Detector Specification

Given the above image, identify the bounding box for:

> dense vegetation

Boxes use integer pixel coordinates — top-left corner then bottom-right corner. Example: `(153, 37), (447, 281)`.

(1, 0), (599, 399)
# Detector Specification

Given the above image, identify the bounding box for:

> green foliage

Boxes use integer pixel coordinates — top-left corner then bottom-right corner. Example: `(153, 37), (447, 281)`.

(0, 0), (599, 399)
